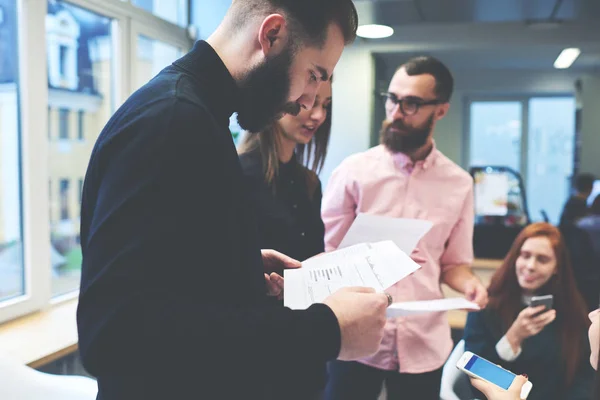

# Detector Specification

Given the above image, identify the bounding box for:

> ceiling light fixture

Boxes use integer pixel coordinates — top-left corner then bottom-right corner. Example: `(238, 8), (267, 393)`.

(554, 48), (581, 69)
(356, 24), (394, 39)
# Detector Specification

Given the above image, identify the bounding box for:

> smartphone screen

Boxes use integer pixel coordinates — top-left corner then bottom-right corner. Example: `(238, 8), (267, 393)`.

(465, 354), (515, 390)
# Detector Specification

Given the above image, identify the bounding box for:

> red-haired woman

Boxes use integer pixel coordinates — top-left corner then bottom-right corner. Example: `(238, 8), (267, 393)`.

(464, 222), (594, 399)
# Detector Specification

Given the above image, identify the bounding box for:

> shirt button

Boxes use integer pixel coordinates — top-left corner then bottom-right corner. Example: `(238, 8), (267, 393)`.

(290, 180), (295, 184)
(301, 232), (305, 237)
(293, 204), (298, 209)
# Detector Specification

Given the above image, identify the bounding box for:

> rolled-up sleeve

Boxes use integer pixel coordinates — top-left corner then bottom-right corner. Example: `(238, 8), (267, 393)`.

(322, 163), (358, 252)
(440, 184), (474, 272)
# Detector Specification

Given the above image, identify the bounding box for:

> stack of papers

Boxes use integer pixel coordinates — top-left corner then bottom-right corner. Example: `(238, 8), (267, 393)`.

(284, 241), (420, 310)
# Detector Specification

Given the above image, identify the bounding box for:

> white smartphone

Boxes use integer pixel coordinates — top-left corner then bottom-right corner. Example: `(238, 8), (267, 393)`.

(457, 351), (533, 399)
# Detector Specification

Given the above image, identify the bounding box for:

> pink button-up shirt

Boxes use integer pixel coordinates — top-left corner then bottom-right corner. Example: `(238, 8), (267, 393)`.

(322, 144), (474, 373)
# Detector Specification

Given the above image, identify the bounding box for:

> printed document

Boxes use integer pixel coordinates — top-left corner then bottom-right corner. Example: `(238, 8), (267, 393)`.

(284, 241), (420, 310)
(386, 298), (480, 318)
(338, 214), (433, 255)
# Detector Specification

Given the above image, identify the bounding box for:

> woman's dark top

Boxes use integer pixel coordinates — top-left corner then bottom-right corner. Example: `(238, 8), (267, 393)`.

(239, 147), (327, 398)
(239, 147), (325, 262)
(464, 307), (594, 400)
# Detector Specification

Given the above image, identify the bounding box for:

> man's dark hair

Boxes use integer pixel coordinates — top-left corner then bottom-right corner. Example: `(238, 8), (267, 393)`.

(575, 173), (595, 194)
(229, 0), (358, 48)
(399, 56), (454, 103)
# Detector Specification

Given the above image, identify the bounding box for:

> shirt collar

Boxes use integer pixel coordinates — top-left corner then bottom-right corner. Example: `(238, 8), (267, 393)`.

(388, 140), (439, 172)
(172, 40), (239, 127)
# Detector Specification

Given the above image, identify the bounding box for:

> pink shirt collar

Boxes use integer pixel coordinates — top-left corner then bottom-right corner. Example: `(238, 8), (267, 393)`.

(387, 141), (439, 172)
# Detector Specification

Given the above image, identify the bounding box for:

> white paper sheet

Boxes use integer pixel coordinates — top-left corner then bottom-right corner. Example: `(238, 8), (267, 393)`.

(386, 298), (480, 318)
(284, 241), (420, 310)
(338, 214), (433, 255)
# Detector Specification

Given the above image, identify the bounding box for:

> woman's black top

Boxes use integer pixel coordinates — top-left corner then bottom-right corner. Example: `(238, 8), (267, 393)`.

(239, 148), (325, 262)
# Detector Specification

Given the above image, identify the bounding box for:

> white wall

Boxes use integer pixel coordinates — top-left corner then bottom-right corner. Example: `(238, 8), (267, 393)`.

(320, 46), (374, 188)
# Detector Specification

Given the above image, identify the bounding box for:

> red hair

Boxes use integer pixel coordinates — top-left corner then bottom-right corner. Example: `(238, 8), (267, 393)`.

(487, 222), (589, 386)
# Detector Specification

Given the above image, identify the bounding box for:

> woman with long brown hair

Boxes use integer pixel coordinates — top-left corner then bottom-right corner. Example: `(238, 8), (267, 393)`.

(463, 222), (595, 399)
(238, 79), (332, 263)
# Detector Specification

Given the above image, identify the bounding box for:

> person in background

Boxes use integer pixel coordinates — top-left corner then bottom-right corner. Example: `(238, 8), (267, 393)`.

(464, 223), (594, 400)
(76, 1), (391, 399)
(574, 196), (600, 312)
(577, 195), (600, 261)
(238, 78), (332, 399)
(472, 306), (599, 400)
(560, 173), (595, 227)
(322, 56), (488, 400)
(239, 77), (332, 264)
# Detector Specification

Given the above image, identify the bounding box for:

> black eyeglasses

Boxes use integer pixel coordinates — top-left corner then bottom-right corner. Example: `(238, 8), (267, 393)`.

(380, 92), (444, 116)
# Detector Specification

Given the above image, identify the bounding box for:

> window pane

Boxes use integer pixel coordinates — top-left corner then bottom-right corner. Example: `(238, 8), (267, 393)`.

(470, 101), (522, 172)
(47, 1), (116, 296)
(132, 0), (188, 27)
(134, 35), (182, 91)
(0, 1), (24, 302)
(526, 97), (576, 223)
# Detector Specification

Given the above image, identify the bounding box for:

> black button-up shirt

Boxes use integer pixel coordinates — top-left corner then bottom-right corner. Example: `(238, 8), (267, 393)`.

(77, 40), (340, 400)
(240, 148), (325, 262)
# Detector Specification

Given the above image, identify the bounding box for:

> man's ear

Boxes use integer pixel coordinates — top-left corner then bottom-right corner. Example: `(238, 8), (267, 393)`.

(436, 103), (450, 120)
(257, 14), (288, 57)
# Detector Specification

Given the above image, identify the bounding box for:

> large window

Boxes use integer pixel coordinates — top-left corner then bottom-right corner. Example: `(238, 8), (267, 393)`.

(47, 1), (117, 296)
(131, 0), (188, 27)
(0, 0), (191, 321)
(0, 1), (24, 303)
(469, 101), (522, 172)
(469, 97), (576, 224)
(526, 97), (576, 225)
(134, 35), (182, 91)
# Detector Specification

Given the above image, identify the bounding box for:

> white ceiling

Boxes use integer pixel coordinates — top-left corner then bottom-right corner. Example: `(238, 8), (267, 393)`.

(353, 0), (600, 71)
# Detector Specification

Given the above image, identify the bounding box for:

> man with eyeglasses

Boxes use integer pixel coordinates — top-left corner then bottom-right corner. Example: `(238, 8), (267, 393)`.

(322, 56), (489, 399)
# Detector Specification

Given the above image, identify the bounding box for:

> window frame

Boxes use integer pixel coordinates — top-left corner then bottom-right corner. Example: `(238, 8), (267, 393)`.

(465, 93), (577, 225)
(465, 93), (574, 187)
(0, 0), (192, 324)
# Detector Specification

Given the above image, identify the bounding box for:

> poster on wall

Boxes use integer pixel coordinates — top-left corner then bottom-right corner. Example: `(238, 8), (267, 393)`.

(474, 171), (509, 216)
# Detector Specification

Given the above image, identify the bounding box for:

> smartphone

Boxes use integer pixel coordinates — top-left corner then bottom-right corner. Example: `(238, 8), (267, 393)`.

(530, 294), (553, 311)
(457, 351), (533, 399)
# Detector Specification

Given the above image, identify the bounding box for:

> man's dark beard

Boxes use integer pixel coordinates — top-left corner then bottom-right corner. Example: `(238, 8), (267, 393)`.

(236, 46), (300, 133)
(381, 114), (435, 153)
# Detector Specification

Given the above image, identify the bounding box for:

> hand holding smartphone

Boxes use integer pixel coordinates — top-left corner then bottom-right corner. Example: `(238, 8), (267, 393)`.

(457, 351), (533, 399)
(505, 297), (556, 349)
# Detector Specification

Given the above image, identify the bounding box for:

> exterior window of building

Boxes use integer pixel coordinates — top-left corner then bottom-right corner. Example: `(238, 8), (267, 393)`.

(78, 178), (83, 206)
(59, 179), (69, 221)
(58, 108), (69, 139)
(77, 110), (84, 140)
